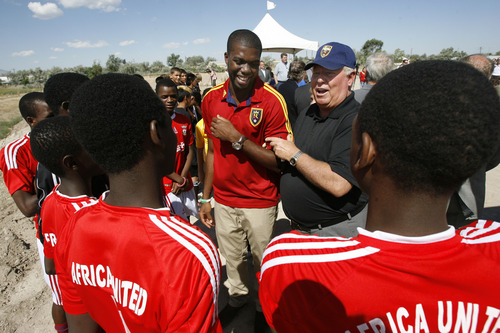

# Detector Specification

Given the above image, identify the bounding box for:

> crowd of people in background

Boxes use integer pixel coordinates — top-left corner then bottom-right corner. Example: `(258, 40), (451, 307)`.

(1, 28), (500, 333)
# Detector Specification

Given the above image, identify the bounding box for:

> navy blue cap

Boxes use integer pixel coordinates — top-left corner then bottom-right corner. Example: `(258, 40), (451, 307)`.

(305, 42), (356, 70)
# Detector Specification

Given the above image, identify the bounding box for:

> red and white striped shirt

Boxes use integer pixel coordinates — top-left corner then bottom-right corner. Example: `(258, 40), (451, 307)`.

(259, 220), (500, 333)
(55, 194), (222, 332)
(0, 133), (38, 195)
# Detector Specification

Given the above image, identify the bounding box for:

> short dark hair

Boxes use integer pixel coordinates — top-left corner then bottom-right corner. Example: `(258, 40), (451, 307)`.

(155, 78), (178, 94)
(177, 86), (192, 103)
(186, 73), (196, 86)
(227, 29), (262, 55)
(170, 67), (181, 74)
(281, 53), (287, 58)
(30, 116), (82, 177)
(43, 73), (89, 115)
(358, 60), (500, 195)
(19, 92), (45, 119)
(70, 73), (168, 174)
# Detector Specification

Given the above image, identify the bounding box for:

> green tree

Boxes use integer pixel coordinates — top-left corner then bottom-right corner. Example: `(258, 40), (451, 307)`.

(119, 62), (137, 75)
(361, 39), (384, 63)
(150, 61), (166, 74)
(87, 61), (103, 79)
(167, 53), (181, 67)
(106, 54), (123, 72)
(392, 48), (407, 63)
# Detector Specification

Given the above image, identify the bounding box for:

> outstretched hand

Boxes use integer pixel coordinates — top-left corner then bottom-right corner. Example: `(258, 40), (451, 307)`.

(265, 134), (298, 162)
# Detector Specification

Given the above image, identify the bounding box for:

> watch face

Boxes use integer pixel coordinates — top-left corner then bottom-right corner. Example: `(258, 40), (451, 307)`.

(289, 157), (296, 166)
(232, 142), (242, 150)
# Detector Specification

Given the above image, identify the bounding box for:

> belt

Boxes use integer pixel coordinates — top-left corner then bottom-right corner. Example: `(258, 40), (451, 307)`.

(290, 203), (366, 232)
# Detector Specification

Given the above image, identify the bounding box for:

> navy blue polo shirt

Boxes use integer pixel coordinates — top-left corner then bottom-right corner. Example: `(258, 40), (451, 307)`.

(280, 93), (368, 227)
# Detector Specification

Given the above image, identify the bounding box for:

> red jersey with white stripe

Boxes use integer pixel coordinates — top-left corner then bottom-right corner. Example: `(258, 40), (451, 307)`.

(0, 133), (38, 195)
(41, 185), (97, 259)
(259, 220), (500, 333)
(55, 194), (222, 332)
(162, 112), (194, 193)
(202, 79), (292, 208)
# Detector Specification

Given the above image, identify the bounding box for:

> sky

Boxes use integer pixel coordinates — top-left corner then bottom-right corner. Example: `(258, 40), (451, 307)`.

(1, 0), (499, 72)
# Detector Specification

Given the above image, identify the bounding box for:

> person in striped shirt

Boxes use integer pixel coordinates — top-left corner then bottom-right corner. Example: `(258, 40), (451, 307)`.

(0, 92), (52, 217)
(55, 73), (221, 332)
(30, 116), (101, 333)
(259, 60), (500, 333)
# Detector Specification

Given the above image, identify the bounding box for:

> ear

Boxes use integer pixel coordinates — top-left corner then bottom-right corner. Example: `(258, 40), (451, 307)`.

(149, 120), (162, 146)
(352, 132), (376, 171)
(224, 52), (229, 66)
(25, 116), (36, 128)
(62, 155), (78, 171)
(347, 71), (356, 88)
(59, 101), (70, 115)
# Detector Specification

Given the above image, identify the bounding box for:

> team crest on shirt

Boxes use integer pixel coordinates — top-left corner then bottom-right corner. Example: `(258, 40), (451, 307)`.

(321, 45), (332, 58)
(250, 108), (263, 127)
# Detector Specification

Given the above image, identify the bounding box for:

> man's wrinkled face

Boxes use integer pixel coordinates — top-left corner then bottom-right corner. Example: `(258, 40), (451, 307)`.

(311, 65), (354, 112)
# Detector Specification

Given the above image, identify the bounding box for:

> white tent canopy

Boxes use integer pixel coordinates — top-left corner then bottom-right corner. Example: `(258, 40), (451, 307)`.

(253, 13), (318, 55)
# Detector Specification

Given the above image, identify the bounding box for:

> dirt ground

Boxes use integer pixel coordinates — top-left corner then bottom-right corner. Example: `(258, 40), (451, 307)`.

(0, 84), (499, 332)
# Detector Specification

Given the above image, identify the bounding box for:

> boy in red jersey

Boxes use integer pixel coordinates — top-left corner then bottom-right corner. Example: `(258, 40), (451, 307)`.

(55, 73), (221, 332)
(156, 78), (198, 219)
(0, 92), (52, 217)
(30, 116), (101, 332)
(259, 61), (500, 332)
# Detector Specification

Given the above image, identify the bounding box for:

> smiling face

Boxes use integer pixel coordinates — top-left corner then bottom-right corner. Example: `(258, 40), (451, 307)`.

(170, 70), (181, 84)
(311, 65), (355, 114)
(225, 42), (260, 99)
(156, 86), (177, 115)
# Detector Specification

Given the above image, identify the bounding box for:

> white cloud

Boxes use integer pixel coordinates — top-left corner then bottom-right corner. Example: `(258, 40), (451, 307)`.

(51, 47), (64, 52)
(58, 0), (121, 12)
(65, 40), (108, 48)
(119, 40), (135, 46)
(12, 50), (35, 57)
(182, 41), (189, 46)
(28, 2), (63, 20)
(49, 56), (57, 59)
(193, 38), (210, 45)
(114, 52), (121, 56)
(163, 42), (180, 49)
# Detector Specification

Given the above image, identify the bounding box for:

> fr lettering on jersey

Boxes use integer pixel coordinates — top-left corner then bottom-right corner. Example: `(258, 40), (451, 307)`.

(71, 262), (147, 316)
(348, 301), (500, 333)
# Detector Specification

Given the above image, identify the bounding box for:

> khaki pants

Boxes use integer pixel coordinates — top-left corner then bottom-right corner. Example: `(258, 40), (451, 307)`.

(214, 201), (277, 310)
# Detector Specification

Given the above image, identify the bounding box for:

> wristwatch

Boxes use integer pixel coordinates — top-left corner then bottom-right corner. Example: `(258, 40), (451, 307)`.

(232, 136), (248, 151)
(289, 150), (303, 166)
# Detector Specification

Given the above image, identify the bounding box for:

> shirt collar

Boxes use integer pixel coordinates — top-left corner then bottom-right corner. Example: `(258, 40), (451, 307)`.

(222, 78), (264, 107)
(358, 226), (456, 244)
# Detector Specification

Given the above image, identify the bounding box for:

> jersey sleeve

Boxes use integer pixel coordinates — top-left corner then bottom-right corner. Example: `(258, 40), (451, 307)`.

(186, 120), (194, 146)
(55, 215), (89, 315)
(201, 91), (215, 140)
(327, 112), (358, 185)
(41, 193), (57, 259)
(262, 88), (293, 147)
(0, 144), (37, 195)
(195, 120), (205, 149)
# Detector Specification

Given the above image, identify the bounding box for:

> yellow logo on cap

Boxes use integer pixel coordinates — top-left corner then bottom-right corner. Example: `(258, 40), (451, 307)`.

(320, 45), (332, 58)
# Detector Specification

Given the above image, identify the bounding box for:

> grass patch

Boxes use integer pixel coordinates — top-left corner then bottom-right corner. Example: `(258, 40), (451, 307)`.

(0, 87), (40, 97)
(0, 117), (23, 139)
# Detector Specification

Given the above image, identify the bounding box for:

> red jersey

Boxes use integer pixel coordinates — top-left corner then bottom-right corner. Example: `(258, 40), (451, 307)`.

(162, 112), (194, 193)
(259, 220), (500, 333)
(202, 79), (292, 208)
(55, 194), (221, 332)
(41, 185), (97, 259)
(0, 133), (38, 195)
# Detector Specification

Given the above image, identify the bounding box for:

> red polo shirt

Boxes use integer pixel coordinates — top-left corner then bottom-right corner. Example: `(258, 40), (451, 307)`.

(202, 79), (291, 208)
